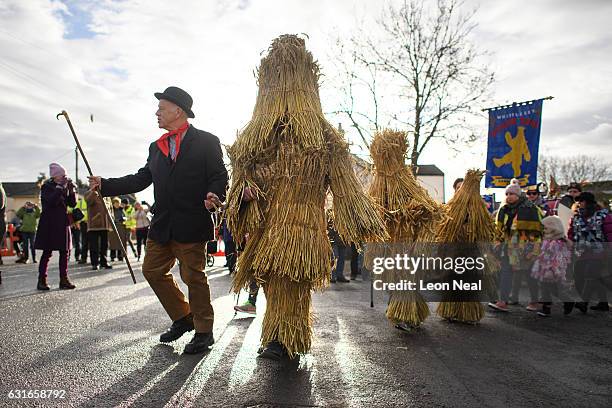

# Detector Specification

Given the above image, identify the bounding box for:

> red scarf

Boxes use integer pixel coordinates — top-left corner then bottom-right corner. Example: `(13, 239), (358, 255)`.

(156, 122), (189, 159)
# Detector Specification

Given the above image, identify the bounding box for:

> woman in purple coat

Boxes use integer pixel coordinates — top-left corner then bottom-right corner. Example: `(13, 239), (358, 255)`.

(35, 163), (77, 290)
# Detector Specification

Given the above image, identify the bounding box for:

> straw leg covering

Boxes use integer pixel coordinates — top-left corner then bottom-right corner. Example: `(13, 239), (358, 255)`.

(386, 291), (430, 327)
(261, 277), (313, 357)
(437, 301), (485, 322)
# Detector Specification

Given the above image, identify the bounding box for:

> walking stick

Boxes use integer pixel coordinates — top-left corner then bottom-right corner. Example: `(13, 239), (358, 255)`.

(56, 110), (137, 284)
(370, 275), (374, 308)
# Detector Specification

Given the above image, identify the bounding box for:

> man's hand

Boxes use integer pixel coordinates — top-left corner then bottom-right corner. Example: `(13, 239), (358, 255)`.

(243, 187), (256, 202)
(88, 176), (101, 191)
(205, 192), (221, 211)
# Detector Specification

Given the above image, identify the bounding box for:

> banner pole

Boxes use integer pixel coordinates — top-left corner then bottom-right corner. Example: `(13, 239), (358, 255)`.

(481, 96), (553, 112)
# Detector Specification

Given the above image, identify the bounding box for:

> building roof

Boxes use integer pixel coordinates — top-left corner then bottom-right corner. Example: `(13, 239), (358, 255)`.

(2, 182), (40, 197)
(415, 164), (444, 177)
(1, 182), (117, 200)
(351, 154), (444, 177)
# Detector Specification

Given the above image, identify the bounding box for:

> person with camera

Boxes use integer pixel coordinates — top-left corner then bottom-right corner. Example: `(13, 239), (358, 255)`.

(34, 163), (77, 290)
(16, 201), (41, 263)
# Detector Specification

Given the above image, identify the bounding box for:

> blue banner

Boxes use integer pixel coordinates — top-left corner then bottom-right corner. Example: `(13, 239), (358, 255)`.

(485, 99), (543, 188)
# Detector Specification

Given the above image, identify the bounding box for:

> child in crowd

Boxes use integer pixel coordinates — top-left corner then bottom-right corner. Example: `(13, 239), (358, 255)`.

(531, 216), (573, 316)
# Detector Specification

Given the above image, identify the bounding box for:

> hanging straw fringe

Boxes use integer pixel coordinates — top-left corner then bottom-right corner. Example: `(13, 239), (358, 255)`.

(367, 129), (444, 328)
(434, 169), (497, 323)
(226, 35), (387, 354)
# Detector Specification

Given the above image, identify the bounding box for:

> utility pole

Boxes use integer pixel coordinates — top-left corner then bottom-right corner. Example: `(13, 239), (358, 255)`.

(75, 146), (79, 186)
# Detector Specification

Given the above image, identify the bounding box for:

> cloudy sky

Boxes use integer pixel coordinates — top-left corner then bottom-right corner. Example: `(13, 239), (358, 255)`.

(1, 0), (611, 203)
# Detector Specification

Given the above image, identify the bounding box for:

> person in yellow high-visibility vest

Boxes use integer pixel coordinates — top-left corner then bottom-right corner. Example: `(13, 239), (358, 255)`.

(122, 198), (136, 241)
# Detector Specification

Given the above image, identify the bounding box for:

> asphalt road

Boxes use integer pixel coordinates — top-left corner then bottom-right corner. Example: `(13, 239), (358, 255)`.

(0, 255), (611, 407)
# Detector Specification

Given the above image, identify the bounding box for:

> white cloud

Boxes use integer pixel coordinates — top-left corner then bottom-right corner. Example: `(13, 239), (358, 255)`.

(1, 0), (611, 203)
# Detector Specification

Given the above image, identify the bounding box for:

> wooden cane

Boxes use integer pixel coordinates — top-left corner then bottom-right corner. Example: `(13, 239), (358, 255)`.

(56, 110), (137, 284)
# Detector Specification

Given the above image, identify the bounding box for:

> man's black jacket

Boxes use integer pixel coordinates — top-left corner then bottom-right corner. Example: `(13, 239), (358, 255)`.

(101, 125), (228, 244)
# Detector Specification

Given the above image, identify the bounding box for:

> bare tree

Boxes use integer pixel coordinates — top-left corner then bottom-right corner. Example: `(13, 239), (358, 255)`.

(329, 0), (494, 165)
(538, 155), (611, 185)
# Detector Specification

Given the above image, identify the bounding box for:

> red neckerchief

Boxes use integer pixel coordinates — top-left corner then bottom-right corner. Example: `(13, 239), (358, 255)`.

(156, 122), (189, 159)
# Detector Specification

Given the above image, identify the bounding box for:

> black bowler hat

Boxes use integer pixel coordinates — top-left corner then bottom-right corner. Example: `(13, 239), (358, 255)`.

(576, 192), (596, 204)
(154, 86), (195, 118)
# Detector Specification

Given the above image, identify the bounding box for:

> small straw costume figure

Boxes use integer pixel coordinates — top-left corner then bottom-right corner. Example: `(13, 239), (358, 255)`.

(367, 129), (442, 331)
(226, 35), (387, 359)
(435, 170), (497, 323)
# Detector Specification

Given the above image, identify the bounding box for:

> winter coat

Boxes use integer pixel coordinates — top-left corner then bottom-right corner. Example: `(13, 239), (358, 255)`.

(100, 125), (228, 244)
(85, 191), (112, 232)
(531, 239), (571, 283)
(17, 206), (41, 233)
(495, 196), (543, 269)
(34, 180), (76, 251)
(109, 207), (128, 250)
(568, 207), (612, 260)
(132, 208), (150, 229)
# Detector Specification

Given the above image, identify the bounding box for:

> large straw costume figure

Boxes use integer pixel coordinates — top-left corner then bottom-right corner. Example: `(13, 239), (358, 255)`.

(368, 129), (442, 330)
(226, 35), (387, 358)
(435, 169), (497, 323)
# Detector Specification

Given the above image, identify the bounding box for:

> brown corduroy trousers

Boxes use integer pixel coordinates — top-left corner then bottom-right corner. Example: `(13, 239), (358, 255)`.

(142, 239), (214, 333)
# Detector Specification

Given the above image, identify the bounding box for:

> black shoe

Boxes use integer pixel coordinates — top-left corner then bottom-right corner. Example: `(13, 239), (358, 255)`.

(183, 332), (215, 354)
(330, 278), (337, 283)
(159, 315), (194, 343)
(257, 340), (287, 361)
(395, 322), (415, 332)
(91, 265), (100, 271)
(575, 302), (588, 314)
(32, 259), (37, 263)
(350, 275), (357, 280)
(563, 302), (574, 315)
(336, 276), (350, 283)
(102, 264), (113, 269)
(537, 307), (551, 317)
(78, 259), (87, 264)
(590, 302), (610, 311)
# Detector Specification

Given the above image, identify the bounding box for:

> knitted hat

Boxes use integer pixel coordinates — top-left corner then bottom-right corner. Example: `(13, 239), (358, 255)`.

(505, 178), (522, 196)
(542, 215), (566, 240)
(49, 162), (66, 178)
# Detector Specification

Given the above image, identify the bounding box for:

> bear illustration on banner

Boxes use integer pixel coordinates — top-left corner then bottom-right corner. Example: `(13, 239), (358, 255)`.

(485, 99), (544, 188)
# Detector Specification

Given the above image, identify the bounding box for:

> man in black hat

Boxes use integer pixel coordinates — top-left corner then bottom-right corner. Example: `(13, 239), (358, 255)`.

(560, 182), (582, 208)
(89, 86), (228, 353)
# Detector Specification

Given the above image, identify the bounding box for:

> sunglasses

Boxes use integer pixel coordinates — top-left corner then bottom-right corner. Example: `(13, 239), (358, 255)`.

(526, 191), (538, 196)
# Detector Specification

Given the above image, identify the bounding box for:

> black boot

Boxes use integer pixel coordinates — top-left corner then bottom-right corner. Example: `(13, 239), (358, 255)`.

(563, 302), (574, 315)
(59, 276), (76, 290)
(159, 314), (194, 342)
(590, 302), (610, 311)
(37, 276), (50, 291)
(575, 302), (588, 314)
(258, 340), (288, 361)
(183, 332), (215, 354)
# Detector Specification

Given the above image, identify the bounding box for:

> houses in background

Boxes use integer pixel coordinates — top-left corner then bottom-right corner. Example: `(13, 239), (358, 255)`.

(2, 181), (137, 221)
(351, 154), (445, 203)
(2, 182), (40, 220)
